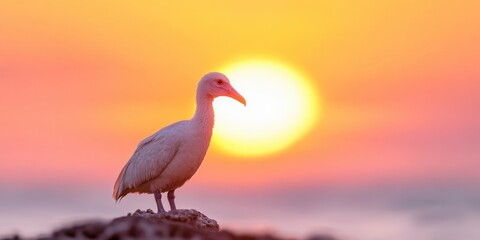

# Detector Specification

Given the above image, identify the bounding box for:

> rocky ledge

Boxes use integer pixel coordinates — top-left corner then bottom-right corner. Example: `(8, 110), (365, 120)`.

(51, 209), (222, 240)
(2, 209), (337, 240)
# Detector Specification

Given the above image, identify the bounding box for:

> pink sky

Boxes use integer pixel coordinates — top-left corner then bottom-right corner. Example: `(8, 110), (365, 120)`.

(1, 1), (479, 239)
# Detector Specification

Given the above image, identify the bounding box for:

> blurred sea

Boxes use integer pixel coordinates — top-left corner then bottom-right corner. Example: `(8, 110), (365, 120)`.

(1, 183), (479, 240)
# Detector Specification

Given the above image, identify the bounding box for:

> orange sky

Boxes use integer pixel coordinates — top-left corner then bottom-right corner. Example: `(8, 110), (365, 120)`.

(1, 0), (479, 193)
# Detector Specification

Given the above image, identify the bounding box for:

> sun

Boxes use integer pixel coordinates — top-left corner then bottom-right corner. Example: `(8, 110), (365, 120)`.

(212, 59), (321, 158)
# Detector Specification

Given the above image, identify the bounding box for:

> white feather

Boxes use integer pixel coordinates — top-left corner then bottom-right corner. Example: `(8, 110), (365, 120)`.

(113, 72), (245, 201)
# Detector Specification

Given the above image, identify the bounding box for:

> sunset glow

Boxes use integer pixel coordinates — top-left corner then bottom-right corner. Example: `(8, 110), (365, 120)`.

(213, 60), (320, 157)
(1, 1), (479, 239)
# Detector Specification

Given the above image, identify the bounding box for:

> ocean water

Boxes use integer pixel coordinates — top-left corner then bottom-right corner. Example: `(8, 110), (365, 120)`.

(1, 184), (479, 240)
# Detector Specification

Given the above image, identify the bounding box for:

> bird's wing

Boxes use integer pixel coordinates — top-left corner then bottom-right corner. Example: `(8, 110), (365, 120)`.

(113, 124), (183, 200)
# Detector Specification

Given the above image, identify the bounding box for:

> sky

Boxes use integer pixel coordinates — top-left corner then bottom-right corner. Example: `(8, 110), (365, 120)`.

(1, 1), (479, 240)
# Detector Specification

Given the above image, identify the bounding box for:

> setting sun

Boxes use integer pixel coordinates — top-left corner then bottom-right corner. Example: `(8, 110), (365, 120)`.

(212, 59), (321, 158)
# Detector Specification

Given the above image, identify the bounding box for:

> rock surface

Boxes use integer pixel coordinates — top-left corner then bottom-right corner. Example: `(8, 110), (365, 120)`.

(1, 209), (338, 240)
(50, 209), (222, 240)
(127, 209), (220, 232)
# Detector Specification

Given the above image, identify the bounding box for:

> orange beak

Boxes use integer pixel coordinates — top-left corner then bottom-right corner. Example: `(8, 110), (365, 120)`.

(227, 86), (246, 106)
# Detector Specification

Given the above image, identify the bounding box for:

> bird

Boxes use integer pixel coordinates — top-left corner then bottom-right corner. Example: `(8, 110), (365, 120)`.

(113, 72), (246, 213)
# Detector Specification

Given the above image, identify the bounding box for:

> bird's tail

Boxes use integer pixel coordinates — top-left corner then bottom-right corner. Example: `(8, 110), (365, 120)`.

(112, 180), (122, 202)
(113, 165), (128, 201)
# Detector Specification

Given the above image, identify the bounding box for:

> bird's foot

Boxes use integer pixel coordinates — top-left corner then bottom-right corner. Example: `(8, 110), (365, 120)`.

(154, 191), (167, 213)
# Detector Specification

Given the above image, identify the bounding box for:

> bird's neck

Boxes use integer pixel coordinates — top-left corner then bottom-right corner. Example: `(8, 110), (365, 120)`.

(192, 94), (215, 130)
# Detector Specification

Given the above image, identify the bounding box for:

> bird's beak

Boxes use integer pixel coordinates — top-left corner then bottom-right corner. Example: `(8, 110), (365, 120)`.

(227, 86), (246, 106)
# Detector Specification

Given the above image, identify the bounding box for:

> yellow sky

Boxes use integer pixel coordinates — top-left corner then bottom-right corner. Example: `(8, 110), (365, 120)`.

(1, 1), (479, 192)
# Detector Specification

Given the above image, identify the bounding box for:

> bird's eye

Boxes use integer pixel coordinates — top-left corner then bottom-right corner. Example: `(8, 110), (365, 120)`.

(216, 79), (224, 85)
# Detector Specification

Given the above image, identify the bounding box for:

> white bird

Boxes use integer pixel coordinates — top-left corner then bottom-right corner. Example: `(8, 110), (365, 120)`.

(113, 72), (246, 213)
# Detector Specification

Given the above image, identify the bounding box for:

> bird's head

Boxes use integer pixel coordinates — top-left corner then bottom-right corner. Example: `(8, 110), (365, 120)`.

(199, 72), (246, 106)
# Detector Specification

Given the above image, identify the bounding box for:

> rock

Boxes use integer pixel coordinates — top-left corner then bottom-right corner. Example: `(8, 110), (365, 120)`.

(306, 234), (338, 240)
(0, 235), (21, 240)
(1, 210), (336, 240)
(126, 208), (219, 232)
(49, 209), (220, 240)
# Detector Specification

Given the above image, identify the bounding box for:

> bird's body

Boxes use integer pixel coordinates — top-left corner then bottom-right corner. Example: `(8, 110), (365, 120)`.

(113, 72), (245, 212)
(114, 119), (212, 199)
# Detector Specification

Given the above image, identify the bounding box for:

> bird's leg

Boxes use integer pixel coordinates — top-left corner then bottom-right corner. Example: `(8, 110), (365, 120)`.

(167, 190), (176, 211)
(154, 191), (166, 214)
